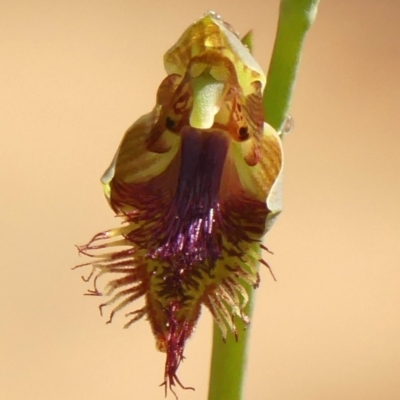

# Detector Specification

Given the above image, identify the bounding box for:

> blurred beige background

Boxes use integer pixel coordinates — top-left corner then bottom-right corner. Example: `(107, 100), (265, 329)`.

(1, 1), (399, 399)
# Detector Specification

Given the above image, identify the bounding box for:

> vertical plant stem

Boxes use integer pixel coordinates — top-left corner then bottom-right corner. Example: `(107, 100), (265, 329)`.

(264, 0), (321, 131)
(208, 282), (256, 400)
(207, 1), (320, 400)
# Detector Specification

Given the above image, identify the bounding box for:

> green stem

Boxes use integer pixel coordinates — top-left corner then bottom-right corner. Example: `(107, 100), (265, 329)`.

(264, 0), (320, 131)
(208, 282), (256, 400)
(207, 1), (320, 399)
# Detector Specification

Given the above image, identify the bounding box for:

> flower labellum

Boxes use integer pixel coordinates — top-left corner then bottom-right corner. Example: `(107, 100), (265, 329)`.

(76, 11), (283, 398)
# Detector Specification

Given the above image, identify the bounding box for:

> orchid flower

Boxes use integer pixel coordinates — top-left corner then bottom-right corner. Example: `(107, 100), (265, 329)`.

(76, 2), (319, 397)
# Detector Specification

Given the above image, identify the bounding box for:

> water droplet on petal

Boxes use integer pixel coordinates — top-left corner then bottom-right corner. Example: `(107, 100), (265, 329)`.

(205, 10), (222, 19)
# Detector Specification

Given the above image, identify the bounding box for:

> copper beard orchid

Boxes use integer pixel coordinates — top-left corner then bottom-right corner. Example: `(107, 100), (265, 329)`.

(76, 11), (283, 396)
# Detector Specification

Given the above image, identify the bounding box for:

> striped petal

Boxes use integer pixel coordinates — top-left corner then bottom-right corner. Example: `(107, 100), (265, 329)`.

(76, 11), (283, 396)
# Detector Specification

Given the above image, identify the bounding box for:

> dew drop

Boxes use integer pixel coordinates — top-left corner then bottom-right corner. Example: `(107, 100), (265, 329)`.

(205, 10), (222, 20)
